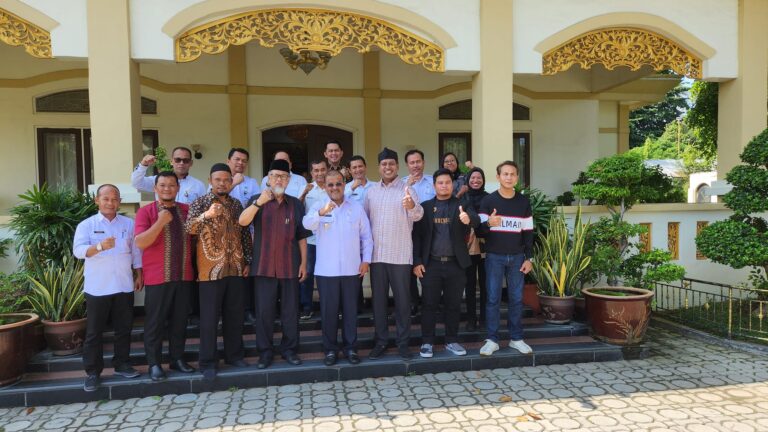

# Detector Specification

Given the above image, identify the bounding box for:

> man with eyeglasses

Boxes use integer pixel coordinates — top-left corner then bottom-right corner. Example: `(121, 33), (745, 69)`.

(131, 146), (206, 204)
(303, 170), (372, 366)
(226, 147), (261, 207)
(260, 150), (307, 197)
(239, 159), (311, 369)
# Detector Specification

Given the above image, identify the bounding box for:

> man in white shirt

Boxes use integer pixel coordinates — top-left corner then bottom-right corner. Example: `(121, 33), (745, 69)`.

(131, 146), (206, 205)
(73, 184), (143, 392)
(298, 160), (328, 320)
(403, 149), (436, 317)
(303, 170), (373, 366)
(226, 147), (261, 207)
(260, 150), (307, 198)
(344, 155), (373, 206)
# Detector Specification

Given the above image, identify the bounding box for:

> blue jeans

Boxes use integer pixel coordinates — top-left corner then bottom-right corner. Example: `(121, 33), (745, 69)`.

(485, 253), (526, 342)
(299, 244), (316, 312)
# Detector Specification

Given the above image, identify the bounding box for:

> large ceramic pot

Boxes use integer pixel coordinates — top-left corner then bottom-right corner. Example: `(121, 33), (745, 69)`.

(582, 286), (653, 345)
(43, 317), (87, 356)
(0, 313), (39, 386)
(538, 294), (575, 324)
(523, 283), (541, 315)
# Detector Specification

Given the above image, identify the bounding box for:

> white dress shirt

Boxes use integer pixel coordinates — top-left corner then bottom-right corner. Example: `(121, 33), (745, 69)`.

(403, 174), (436, 204)
(260, 172), (307, 198)
(303, 199), (373, 277)
(344, 178), (374, 206)
(73, 213), (142, 296)
(130, 164), (206, 205)
(303, 182), (329, 246)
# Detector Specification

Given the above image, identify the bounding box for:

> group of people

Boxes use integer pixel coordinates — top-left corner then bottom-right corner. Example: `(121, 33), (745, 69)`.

(73, 141), (534, 392)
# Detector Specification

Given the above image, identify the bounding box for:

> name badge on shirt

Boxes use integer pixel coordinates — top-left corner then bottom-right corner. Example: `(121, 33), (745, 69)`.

(94, 230), (105, 234)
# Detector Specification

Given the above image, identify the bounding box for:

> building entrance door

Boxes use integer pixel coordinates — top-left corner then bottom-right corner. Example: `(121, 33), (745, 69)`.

(261, 125), (353, 179)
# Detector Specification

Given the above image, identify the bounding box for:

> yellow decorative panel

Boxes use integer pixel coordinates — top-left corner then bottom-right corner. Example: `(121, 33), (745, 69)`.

(638, 223), (652, 253)
(0, 8), (51, 58)
(667, 222), (680, 260)
(542, 28), (701, 79)
(696, 221), (708, 260)
(176, 8), (444, 72)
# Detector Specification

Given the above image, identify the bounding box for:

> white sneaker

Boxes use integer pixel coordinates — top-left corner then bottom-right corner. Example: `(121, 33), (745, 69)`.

(419, 344), (433, 358)
(479, 339), (499, 356)
(446, 343), (467, 356)
(509, 339), (533, 354)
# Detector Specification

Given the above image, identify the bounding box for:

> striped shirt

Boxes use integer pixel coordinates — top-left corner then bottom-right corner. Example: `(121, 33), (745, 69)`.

(364, 177), (424, 265)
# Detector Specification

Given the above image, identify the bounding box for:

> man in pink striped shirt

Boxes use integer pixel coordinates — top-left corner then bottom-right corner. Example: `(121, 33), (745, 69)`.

(364, 147), (424, 360)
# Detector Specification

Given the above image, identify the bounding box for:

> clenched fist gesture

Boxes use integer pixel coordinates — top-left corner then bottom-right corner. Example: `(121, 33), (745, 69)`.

(256, 189), (274, 206)
(157, 208), (173, 226)
(232, 173), (244, 187)
(204, 202), (224, 219)
(319, 200), (337, 216)
(99, 236), (116, 251)
(140, 155), (156, 167)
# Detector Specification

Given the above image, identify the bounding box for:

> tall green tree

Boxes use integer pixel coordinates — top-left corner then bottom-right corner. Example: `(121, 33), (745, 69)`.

(685, 81), (718, 160)
(629, 84), (689, 148)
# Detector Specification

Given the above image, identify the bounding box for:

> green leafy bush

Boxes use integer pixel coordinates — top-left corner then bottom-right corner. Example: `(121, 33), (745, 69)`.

(25, 255), (86, 322)
(0, 271), (31, 314)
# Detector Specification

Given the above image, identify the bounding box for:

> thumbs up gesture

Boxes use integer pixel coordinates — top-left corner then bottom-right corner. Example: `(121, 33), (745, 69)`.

(319, 200), (336, 216)
(458, 205), (470, 225)
(402, 186), (415, 210)
(488, 208), (502, 227)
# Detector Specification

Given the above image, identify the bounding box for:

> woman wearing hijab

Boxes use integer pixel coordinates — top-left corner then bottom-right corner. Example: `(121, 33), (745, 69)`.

(463, 166), (488, 331)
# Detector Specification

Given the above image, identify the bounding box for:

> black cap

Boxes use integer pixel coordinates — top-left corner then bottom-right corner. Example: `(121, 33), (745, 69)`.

(269, 159), (290, 173)
(210, 163), (231, 175)
(378, 147), (398, 163)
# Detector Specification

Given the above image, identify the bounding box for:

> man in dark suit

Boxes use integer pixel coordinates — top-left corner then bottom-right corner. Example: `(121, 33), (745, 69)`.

(412, 168), (480, 358)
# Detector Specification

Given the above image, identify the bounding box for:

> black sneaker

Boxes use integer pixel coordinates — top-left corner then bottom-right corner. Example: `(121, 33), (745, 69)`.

(368, 344), (387, 360)
(113, 365), (140, 379)
(83, 375), (100, 392)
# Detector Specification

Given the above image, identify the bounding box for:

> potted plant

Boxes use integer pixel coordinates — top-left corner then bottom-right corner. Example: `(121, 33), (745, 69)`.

(574, 153), (684, 344)
(531, 207), (591, 324)
(521, 188), (556, 315)
(697, 129), (768, 298)
(0, 265), (39, 386)
(25, 256), (87, 355)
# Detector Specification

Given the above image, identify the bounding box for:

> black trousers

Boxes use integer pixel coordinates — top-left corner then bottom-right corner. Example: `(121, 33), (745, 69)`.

(198, 277), (245, 370)
(83, 292), (134, 376)
(254, 277), (299, 355)
(317, 275), (359, 352)
(465, 254), (487, 323)
(370, 263), (411, 347)
(421, 259), (466, 344)
(143, 281), (192, 366)
(409, 274), (421, 306)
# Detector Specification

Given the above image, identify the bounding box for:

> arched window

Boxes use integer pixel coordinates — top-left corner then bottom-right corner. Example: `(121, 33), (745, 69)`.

(438, 99), (530, 120)
(35, 90), (157, 114)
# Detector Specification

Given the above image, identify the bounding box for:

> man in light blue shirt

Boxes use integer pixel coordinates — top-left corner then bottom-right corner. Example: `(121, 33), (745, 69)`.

(344, 155), (374, 206)
(73, 184), (143, 392)
(260, 150), (308, 198)
(130, 146), (206, 204)
(402, 149), (435, 316)
(303, 170), (373, 366)
(298, 160), (328, 320)
(226, 147), (261, 207)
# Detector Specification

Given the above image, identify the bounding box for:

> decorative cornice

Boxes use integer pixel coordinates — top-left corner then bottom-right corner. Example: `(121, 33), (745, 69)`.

(175, 8), (444, 72)
(0, 7), (51, 58)
(542, 28), (701, 79)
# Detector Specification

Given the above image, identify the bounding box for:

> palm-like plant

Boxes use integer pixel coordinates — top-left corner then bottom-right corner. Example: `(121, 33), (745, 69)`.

(25, 255), (86, 322)
(532, 206), (592, 297)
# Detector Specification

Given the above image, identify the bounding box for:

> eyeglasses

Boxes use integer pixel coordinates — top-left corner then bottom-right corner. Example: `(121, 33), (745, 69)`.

(173, 158), (192, 164)
(326, 182), (344, 188)
(269, 173), (289, 180)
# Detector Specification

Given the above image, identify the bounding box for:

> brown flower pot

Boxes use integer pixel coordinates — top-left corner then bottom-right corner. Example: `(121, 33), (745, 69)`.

(43, 317), (87, 356)
(0, 313), (39, 386)
(538, 294), (575, 324)
(523, 283), (541, 315)
(23, 321), (47, 361)
(582, 286), (653, 345)
(574, 297), (586, 322)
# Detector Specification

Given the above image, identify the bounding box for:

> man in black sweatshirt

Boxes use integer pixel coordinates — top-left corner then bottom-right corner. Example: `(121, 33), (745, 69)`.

(476, 161), (534, 356)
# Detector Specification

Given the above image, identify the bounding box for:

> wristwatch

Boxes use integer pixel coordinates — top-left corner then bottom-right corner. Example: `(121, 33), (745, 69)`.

(96, 242), (103, 252)
(253, 202), (261, 209)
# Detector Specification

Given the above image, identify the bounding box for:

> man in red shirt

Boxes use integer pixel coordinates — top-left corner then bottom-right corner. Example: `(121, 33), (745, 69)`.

(135, 171), (196, 381)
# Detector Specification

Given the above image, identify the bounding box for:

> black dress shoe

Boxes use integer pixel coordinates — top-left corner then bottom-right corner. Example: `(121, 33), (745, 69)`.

(150, 365), (167, 382)
(283, 351), (302, 366)
(398, 345), (413, 360)
(257, 352), (273, 369)
(368, 344), (387, 360)
(410, 305), (419, 317)
(84, 374), (100, 392)
(323, 351), (337, 366)
(346, 351), (361, 365)
(244, 311), (257, 325)
(202, 368), (216, 381)
(226, 359), (249, 368)
(169, 360), (196, 373)
(113, 365), (141, 379)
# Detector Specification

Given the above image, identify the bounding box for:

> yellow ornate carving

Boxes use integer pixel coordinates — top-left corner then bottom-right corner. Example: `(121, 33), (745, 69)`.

(639, 223), (652, 253)
(542, 27), (701, 79)
(0, 8), (51, 58)
(667, 222), (680, 260)
(176, 8), (444, 72)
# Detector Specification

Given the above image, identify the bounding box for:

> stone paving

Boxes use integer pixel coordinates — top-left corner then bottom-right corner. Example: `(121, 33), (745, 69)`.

(1, 328), (768, 432)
